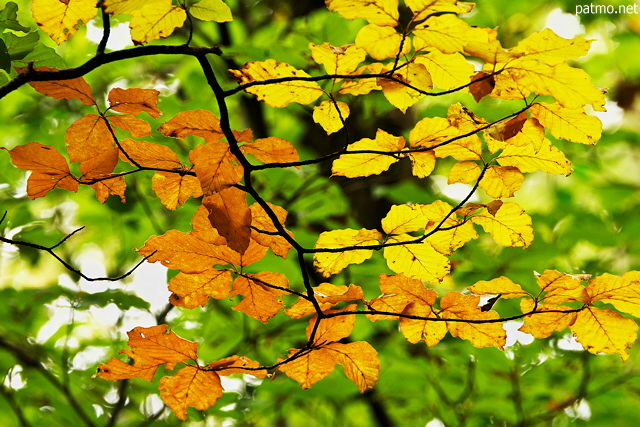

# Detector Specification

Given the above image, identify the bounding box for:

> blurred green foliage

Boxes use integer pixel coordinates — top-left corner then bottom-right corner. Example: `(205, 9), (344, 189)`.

(1, 0), (640, 425)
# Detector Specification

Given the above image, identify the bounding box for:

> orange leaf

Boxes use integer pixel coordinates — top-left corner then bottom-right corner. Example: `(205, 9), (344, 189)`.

(119, 139), (181, 169)
(108, 114), (152, 137)
(367, 273), (436, 321)
(467, 276), (529, 299)
(286, 283), (364, 319)
(249, 202), (293, 258)
(190, 205), (228, 245)
(65, 114), (113, 163)
(203, 186), (252, 254)
(324, 341), (379, 392)
(159, 366), (222, 421)
(6, 142), (78, 199)
(95, 357), (158, 382)
(240, 136), (300, 165)
(108, 88), (161, 118)
(440, 292), (506, 349)
(28, 68), (95, 105)
(168, 268), (232, 308)
(277, 348), (337, 389)
(400, 302), (447, 346)
(91, 175), (126, 203)
(535, 270), (590, 304)
(230, 272), (289, 323)
(307, 305), (357, 344)
(207, 355), (268, 378)
(152, 172), (203, 210)
(159, 109), (225, 143)
(80, 147), (119, 179)
(519, 299), (577, 339)
(189, 142), (244, 194)
(125, 325), (198, 370)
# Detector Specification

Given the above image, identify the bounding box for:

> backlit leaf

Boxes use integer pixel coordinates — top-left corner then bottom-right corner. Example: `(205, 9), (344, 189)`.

(230, 59), (324, 108)
(203, 186), (252, 254)
(249, 202), (293, 258)
(326, 0), (399, 26)
(286, 283), (364, 318)
(28, 69), (95, 105)
(325, 341), (379, 392)
(415, 50), (474, 91)
(108, 114), (152, 137)
(207, 355), (267, 378)
(309, 42), (366, 75)
(497, 135), (572, 175)
(467, 276), (528, 299)
(230, 272), (289, 323)
(6, 142), (78, 199)
(367, 273), (436, 321)
(479, 165), (524, 198)
(384, 234), (450, 282)
(379, 62), (432, 112)
(529, 102), (602, 145)
(400, 302), (447, 346)
(314, 228), (382, 277)
(406, 0), (474, 21)
(31, 0), (96, 44)
(189, 0), (232, 22)
(519, 299), (577, 339)
(152, 172), (203, 210)
(355, 24), (407, 61)
(570, 306), (638, 361)
(440, 292), (506, 349)
(168, 268), (232, 308)
(381, 204), (429, 235)
(307, 305), (357, 343)
(535, 270), (590, 304)
(510, 28), (592, 65)
(130, 0), (187, 44)
(108, 88), (161, 118)
(119, 138), (181, 169)
(586, 271), (640, 317)
(448, 161), (481, 184)
(241, 136), (300, 164)
(189, 141), (244, 194)
(471, 202), (533, 248)
(332, 129), (404, 177)
(313, 101), (350, 134)
(65, 114), (112, 163)
(277, 348), (337, 389)
(159, 366), (222, 421)
(159, 109), (224, 143)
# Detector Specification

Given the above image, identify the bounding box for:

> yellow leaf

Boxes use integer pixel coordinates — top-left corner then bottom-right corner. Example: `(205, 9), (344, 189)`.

(314, 228), (382, 277)
(510, 28), (592, 65)
(414, 50), (474, 90)
(448, 161), (481, 184)
(130, 0), (186, 44)
(168, 268), (232, 308)
(468, 276), (529, 299)
(400, 302), (447, 346)
(325, 341), (380, 392)
(229, 59), (324, 108)
(313, 101), (350, 134)
(535, 270), (590, 304)
(408, 150), (436, 178)
(309, 43), (366, 75)
(381, 204), (429, 234)
(406, 0), (474, 21)
(102, 0), (156, 15)
(307, 305), (357, 343)
(497, 137), (572, 176)
(422, 200), (478, 255)
(384, 234), (450, 282)
(160, 366), (222, 421)
(409, 116), (459, 149)
(277, 348), (338, 389)
(502, 59), (606, 111)
(519, 299), (577, 339)
(586, 271), (640, 317)
(152, 172), (203, 210)
(189, 0), (232, 22)
(355, 24), (408, 60)
(31, 0), (96, 44)
(339, 63), (384, 96)
(570, 306), (638, 361)
(440, 292), (506, 349)
(326, 0), (399, 26)
(332, 129), (404, 177)
(479, 165), (524, 198)
(379, 62), (433, 112)
(471, 202), (533, 248)
(529, 102), (602, 145)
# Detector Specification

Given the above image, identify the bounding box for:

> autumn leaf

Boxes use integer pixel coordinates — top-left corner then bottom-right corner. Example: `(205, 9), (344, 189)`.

(152, 172), (203, 210)
(379, 62), (433, 112)
(332, 129), (404, 177)
(249, 202), (293, 258)
(313, 101), (350, 134)
(130, 0), (187, 44)
(277, 348), (338, 389)
(406, 0), (474, 21)
(307, 305), (357, 344)
(230, 59), (324, 108)
(355, 24), (408, 61)
(108, 115), (152, 137)
(159, 109), (225, 143)
(91, 175), (127, 203)
(324, 341), (379, 392)
(314, 228), (381, 277)
(203, 186), (252, 254)
(440, 292), (506, 349)
(118, 138), (181, 169)
(510, 28), (592, 65)
(570, 306), (638, 361)
(27, 68), (95, 105)
(207, 355), (267, 378)
(535, 270), (590, 304)
(230, 272), (289, 322)
(384, 234), (450, 282)
(422, 200), (477, 255)
(471, 202), (533, 248)
(160, 366), (222, 421)
(286, 283), (364, 318)
(5, 142), (78, 199)
(448, 161), (481, 184)
(326, 0), (399, 26)
(31, 0), (96, 44)
(309, 42), (366, 75)
(519, 299), (578, 339)
(468, 276), (529, 299)
(415, 50), (475, 91)
(168, 268), (232, 308)
(585, 271), (640, 317)
(108, 88), (161, 118)
(65, 114), (113, 164)
(367, 273), (437, 321)
(240, 136), (300, 165)
(529, 102), (602, 145)
(381, 204), (429, 235)
(189, 141), (244, 194)
(479, 165), (524, 199)
(400, 302), (447, 346)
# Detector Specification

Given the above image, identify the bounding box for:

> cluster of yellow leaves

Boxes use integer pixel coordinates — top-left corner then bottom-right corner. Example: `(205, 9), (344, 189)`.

(31, 0), (232, 45)
(95, 325), (266, 420)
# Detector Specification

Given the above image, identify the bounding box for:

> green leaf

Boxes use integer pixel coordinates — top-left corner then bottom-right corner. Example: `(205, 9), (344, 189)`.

(0, 2), (30, 33)
(0, 39), (9, 73)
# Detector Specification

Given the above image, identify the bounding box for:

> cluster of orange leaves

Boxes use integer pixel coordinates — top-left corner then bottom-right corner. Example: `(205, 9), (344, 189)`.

(3, 0), (640, 421)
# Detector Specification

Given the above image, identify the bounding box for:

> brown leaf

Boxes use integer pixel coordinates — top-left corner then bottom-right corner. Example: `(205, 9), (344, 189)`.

(28, 67), (95, 105)
(108, 115), (152, 137)
(159, 109), (224, 143)
(203, 186), (252, 254)
(160, 366), (222, 421)
(108, 88), (161, 118)
(152, 172), (203, 210)
(469, 71), (494, 102)
(189, 142), (244, 194)
(65, 114), (113, 163)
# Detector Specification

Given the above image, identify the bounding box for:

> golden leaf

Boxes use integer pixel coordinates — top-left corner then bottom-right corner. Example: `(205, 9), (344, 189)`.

(168, 268), (232, 308)
(381, 204), (429, 235)
(31, 0), (96, 44)
(399, 302), (447, 346)
(535, 269), (590, 304)
(467, 276), (529, 299)
(586, 271), (640, 317)
(406, 0), (474, 21)
(286, 283), (364, 319)
(379, 62), (433, 112)
(324, 341), (380, 392)
(355, 24), (408, 60)
(367, 273), (437, 321)
(309, 42), (366, 75)
(307, 305), (357, 344)
(65, 114), (112, 163)
(529, 102), (602, 145)
(497, 136), (572, 175)
(249, 202), (293, 258)
(384, 234), (450, 282)
(510, 28), (592, 65)
(440, 292), (506, 349)
(130, 0), (187, 44)
(519, 299), (577, 339)
(448, 161), (481, 184)
(159, 366), (222, 421)
(312, 101), (350, 135)
(108, 88), (161, 118)
(229, 59), (324, 108)
(241, 136), (300, 165)
(230, 272), (289, 323)
(189, 142), (244, 194)
(471, 202), (533, 248)
(479, 165), (524, 199)
(207, 355), (267, 378)
(277, 348), (338, 389)
(415, 50), (475, 91)
(28, 68), (95, 105)
(108, 115), (152, 137)
(152, 172), (203, 210)
(332, 129), (405, 177)
(326, 0), (399, 26)
(314, 228), (382, 276)
(570, 306), (638, 361)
